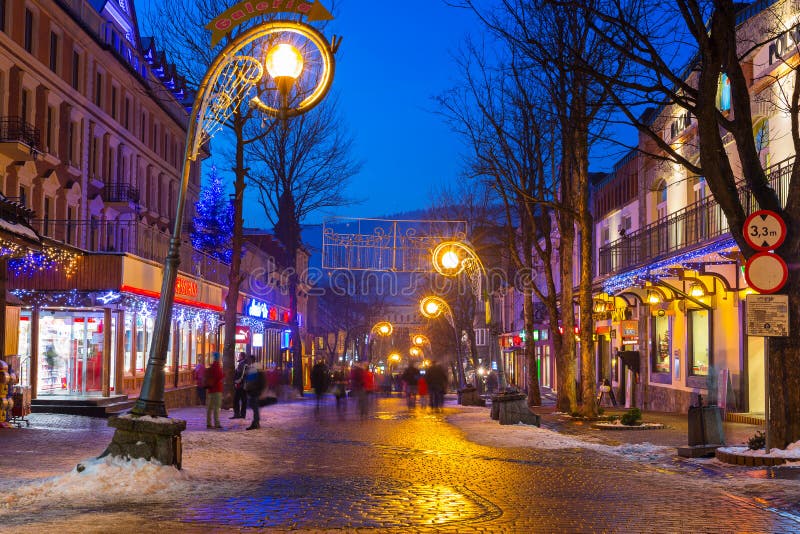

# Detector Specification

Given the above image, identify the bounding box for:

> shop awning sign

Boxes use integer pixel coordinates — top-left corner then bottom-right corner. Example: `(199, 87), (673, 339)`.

(746, 294), (789, 337)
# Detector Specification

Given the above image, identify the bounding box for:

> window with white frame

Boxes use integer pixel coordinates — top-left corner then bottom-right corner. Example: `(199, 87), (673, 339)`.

(475, 328), (488, 346)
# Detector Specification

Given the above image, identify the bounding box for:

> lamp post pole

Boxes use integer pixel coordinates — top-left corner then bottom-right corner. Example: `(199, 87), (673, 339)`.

(130, 21), (336, 418)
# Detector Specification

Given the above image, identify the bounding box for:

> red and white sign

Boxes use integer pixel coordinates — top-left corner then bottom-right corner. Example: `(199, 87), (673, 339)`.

(744, 252), (788, 294)
(743, 210), (786, 251)
(235, 326), (251, 344)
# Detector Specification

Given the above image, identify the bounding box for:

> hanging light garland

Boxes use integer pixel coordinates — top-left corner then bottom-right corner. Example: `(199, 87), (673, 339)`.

(602, 238), (737, 294)
(8, 246), (81, 278)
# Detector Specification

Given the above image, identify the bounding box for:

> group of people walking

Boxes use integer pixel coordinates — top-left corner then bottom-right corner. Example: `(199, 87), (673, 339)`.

(194, 352), (270, 430)
(193, 355), (451, 428)
(400, 361), (447, 411)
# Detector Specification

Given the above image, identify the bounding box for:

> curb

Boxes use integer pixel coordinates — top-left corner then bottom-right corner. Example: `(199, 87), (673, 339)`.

(715, 449), (788, 466)
(591, 423), (666, 431)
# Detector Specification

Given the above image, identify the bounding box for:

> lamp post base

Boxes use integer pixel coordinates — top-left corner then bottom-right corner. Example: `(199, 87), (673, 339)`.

(101, 414), (186, 469)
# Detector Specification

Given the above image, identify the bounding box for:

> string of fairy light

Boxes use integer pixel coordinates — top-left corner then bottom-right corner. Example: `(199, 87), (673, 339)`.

(601, 238), (738, 294)
(6, 245), (81, 277)
(9, 290), (221, 329)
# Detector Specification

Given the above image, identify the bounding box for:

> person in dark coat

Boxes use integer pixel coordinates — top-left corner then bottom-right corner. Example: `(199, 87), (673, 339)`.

(205, 352), (224, 429)
(243, 358), (266, 430)
(425, 361), (448, 412)
(310, 360), (331, 413)
(400, 364), (420, 409)
(231, 352), (248, 419)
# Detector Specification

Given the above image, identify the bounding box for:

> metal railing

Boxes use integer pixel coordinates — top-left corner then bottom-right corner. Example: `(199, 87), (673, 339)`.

(598, 156), (794, 276)
(102, 183), (140, 203)
(0, 116), (41, 152)
(31, 218), (230, 286)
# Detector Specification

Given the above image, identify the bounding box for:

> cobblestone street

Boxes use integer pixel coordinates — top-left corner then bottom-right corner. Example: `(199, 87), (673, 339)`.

(1, 396), (800, 533)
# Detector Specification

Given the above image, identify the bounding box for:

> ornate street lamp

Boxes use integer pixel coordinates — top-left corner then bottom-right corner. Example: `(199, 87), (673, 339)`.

(431, 240), (505, 389)
(104, 18), (336, 468)
(419, 295), (465, 388)
(412, 334), (429, 347)
(372, 321), (393, 337)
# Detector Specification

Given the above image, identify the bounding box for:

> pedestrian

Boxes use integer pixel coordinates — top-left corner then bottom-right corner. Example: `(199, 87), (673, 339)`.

(417, 374), (428, 410)
(350, 364), (368, 418)
(205, 352), (224, 429)
(244, 357), (266, 430)
(193, 354), (206, 406)
(310, 360), (331, 414)
(332, 369), (347, 411)
(426, 361), (447, 411)
(231, 352), (248, 419)
(401, 364), (420, 409)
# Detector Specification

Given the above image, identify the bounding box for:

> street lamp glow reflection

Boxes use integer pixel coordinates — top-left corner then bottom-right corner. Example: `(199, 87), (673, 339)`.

(265, 43), (304, 79)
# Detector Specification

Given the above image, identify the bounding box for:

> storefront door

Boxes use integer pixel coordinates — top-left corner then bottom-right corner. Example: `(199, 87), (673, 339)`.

(37, 310), (106, 395)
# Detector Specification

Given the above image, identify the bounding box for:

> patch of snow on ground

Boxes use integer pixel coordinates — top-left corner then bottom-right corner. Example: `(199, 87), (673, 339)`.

(448, 407), (672, 462)
(0, 455), (189, 512)
(718, 439), (800, 460)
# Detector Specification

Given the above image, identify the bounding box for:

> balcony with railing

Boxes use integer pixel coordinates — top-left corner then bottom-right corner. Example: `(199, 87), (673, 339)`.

(598, 156), (793, 276)
(0, 117), (41, 159)
(102, 183), (140, 204)
(31, 217), (229, 286)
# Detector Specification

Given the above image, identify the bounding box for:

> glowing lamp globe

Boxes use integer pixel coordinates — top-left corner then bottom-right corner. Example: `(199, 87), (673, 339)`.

(425, 301), (440, 315)
(441, 250), (460, 270)
(265, 43), (304, 80)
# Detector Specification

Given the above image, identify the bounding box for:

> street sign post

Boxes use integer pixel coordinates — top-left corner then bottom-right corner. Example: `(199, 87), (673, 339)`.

(746, 294), (789, 337)
(743, 209), (787, 251)
(744, 252), (789, 294)
(742, 210), (787, 454)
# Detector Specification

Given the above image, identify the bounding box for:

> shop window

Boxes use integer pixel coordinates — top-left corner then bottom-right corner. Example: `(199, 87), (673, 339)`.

(717, 73), (731, 111)
(688, 309), (712, 376)
(651, 315), (671, 374)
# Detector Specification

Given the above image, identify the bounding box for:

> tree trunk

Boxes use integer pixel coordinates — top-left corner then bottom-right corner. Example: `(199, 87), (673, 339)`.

(523, 286), (542, 406)
(557, 217), (577, 414)
(222, 115), (247, 409)
(575, 128), (597, 418)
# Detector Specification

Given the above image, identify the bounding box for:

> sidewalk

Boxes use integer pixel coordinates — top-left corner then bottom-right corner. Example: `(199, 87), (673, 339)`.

(530, 405), (764, 449)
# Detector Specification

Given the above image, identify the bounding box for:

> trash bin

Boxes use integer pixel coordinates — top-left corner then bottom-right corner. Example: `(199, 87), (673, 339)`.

(688, 403), (725, 446)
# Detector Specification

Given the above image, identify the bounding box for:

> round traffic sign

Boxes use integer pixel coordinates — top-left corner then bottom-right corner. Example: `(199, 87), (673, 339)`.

(744, 252), (788, 294)
(743, 210), (786, 251)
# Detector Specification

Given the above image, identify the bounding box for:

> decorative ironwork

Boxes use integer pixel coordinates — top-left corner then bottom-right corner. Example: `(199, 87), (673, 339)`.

(599, 156), (793, 277)
(322, 217), (468, 272)
(103, 183), (140, 203)
(0, 116), (41, 152)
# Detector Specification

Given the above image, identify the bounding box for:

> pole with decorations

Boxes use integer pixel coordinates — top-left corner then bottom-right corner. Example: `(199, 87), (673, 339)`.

(103, 2), (337, 468)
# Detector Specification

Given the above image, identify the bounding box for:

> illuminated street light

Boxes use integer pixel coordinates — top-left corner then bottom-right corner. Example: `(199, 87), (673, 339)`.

(372, 321), (393, 337)
(409, 347), (421, 358)
(106, 18), (338, 468)
(419, 295), (465, 388)
(432, 240), (504, 389)
(412, 334), (429, 347)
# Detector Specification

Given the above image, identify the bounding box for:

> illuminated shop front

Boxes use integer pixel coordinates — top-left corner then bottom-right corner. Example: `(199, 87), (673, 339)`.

(238, 297), (293, 369)
(9, 254), (225, 401)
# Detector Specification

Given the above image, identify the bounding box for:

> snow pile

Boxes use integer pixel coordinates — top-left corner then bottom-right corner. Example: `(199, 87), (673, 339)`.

(718, 440), (800, 460)
(448, 408), (673, 462)
(0, 455), (189, 512)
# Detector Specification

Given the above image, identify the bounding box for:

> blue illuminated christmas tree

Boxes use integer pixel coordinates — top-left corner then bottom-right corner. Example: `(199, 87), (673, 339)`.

(191, 165), (233, 263)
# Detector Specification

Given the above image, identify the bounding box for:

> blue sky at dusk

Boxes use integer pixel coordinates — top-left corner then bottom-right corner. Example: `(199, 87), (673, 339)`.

(200, 1), (484, 226)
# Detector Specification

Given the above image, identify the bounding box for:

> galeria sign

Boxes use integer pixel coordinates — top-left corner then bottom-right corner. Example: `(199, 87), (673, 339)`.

(207, 0), (334, 47)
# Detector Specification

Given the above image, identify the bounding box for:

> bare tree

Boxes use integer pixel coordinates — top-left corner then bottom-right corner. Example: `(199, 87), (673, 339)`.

(575, 0), (800, 447)
(245, 97), (361, 393)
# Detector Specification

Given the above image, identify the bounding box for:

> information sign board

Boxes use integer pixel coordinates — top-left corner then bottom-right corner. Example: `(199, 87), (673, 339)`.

(746, 294), (789, 337)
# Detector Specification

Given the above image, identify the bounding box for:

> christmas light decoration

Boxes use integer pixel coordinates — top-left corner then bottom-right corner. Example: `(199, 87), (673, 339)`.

(190, 165), (234, 264)
(8, 246), (81, 277)
(602, 238), (737, 294)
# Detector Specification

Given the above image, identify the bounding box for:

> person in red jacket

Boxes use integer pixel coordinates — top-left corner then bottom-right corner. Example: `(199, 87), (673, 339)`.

(205, 352), (224, 429)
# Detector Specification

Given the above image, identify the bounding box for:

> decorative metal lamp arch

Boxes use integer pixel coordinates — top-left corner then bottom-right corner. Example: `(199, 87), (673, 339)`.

(132, 19), (336, 418)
